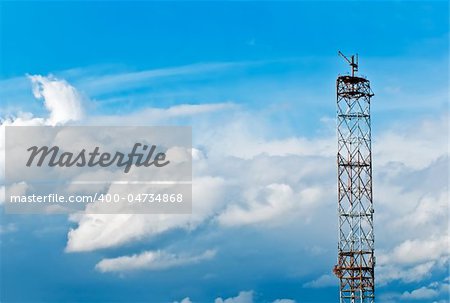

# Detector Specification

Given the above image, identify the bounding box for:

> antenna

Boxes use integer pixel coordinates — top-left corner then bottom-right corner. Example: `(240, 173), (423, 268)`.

(338, 51), (358, 77)
(335, 53), (375, 303)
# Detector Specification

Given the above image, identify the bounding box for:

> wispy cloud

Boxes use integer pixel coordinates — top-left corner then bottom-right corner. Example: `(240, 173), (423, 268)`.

(77, 61), (260, 96)
(95, 249), (216, 273)
(87, 102), (237, 125)
(303, 274), (335, 288)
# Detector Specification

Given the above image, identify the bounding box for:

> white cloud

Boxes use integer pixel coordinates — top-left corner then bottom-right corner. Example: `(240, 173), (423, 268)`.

(374, 115), (448, 169)
(162, 103), (235, 117)
(377, 234), (449, 285)
(173, 294), (295, 303)
(78, 61), (252, 95)
(6, 181), (28, 197)
(88, 102), (236, 125)
(303, 274), (335, 288)
(401, 286), (439, 300)
(95, 249), (216, 273)
(392, 190), (449, 236)
(376, 278), (449, 302)
(378, 261), (437, 285)
(66, 176), (228, 252)
(198, 113), (334, 160)
(0, 113), (48, 183)
(400, 279), (450, 301)
(272, 299), (296, 303)
(217, 183), (296, 226)
(0, 186), (4, 204)
(215, 291), (254, 303)
(378, 235), (449, 266)
(28, 74), (84, 125)
(0, 75), (85, 185)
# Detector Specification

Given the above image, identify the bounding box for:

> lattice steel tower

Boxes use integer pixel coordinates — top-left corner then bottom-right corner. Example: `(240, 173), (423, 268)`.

(333, 51), (375, 303)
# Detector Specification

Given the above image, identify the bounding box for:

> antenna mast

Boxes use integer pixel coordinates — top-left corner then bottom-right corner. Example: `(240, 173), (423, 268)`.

(334, 53), (375, 303)
(338, 51), (359, 77)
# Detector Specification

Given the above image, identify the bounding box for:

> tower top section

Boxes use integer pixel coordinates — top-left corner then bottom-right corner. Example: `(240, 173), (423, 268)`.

(338, 51), (358, 77)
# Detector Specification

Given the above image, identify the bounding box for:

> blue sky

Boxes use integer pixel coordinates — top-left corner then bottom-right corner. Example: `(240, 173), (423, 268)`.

(0, 1), (447, 76)
(0, 1), (449, 303)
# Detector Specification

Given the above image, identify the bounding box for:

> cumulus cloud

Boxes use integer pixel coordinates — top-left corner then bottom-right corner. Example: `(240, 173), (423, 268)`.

(381, 278), (450, 301)
(400, 286), (439, 300)
(378, 261), (437, 285)
(95, 249), (216, 273)
(378, 236), (449, 267)
(65, 150), (337, 252)
(0, 113), (47, 183)
(213, 291), (296, 303)
(28, 74), (84, 125)
(215, 291), (254, 303)
(375, 161), (449, 285)
(0, 75), (86, 210)
(66, 176), (228, 252)
(174, 293), (295, 303)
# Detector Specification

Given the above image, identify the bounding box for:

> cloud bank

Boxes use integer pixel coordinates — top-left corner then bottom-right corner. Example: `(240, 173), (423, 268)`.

(1, 72), (448, 302)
